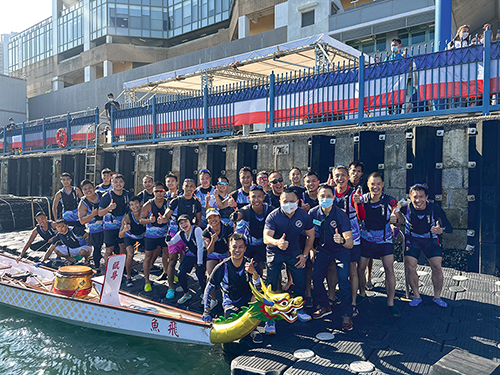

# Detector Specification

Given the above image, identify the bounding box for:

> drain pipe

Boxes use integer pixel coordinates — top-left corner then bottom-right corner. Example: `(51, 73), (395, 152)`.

(0, 198), (16, 229)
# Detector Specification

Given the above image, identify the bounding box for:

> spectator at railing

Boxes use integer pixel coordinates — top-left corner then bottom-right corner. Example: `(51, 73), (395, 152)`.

(471, 24), (498, 44)
(385, 39), (406, 115)
(447, 25), (470, 50)
(6, 118), (16, 131)
(105, 93), (120, 122)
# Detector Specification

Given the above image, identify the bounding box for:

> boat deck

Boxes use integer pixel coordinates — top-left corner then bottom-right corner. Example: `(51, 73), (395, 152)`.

(1, 230), (500, 374)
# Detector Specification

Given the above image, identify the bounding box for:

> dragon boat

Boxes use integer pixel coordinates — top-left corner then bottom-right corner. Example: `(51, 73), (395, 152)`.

(0, 252), (303, 345)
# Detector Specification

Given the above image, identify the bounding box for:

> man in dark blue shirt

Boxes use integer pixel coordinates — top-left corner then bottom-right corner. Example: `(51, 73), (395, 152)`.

(105, 93), (120, 121)
(309, 184), (354, 330)
(263, 188), (315, 334)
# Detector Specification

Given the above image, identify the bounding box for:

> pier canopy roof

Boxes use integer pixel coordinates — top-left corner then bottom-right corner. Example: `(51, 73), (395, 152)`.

(123, 34), (363, 95)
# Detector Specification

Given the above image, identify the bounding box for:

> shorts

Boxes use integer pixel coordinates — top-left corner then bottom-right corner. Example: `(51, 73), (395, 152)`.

(55, 245), (91, 257)
(124, 236), (144, 249)
(145, 237), (167, 251)
(350, 244), (361, 263)
(88, 231), (104, 250)
(207, 251), (228, 260)
(405, 237), (442, 259)
(360, 239), (393, 259)
(103, 229), (124, 247)
(245, 244), (266, 263)
(168, 240), (186, 254)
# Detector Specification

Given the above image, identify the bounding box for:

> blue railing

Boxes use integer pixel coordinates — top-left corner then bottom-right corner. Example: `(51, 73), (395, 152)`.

(2, 30), (499, 155)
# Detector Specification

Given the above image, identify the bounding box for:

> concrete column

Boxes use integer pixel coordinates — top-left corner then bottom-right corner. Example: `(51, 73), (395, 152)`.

(103, 60), (113, 77)
(434, 0), (452, 52)
(106, 35), (113, 44)
(52, 0), (60, 56)
(238, 15), (250, 39)
(275, 2), (289, 30)
(52, 76), (65, 91)
(84, 65), (97, 82)
(83, 0), (91, 51)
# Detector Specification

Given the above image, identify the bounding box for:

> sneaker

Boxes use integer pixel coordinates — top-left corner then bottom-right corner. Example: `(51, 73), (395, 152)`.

(297, 310), (312, 322)
(356, 294), (368, 305)
(328, 297), (341, 306)
(192, 274), (199, 282)
(251, 331), (264, 344)
(174, 275), (179, 282)
(409, 298), (422, 307)
(305, 296), (313, 308)
(265, 321), (276, 335)
(166, 288), (175, 299)
(313, 306), (332, 320)
(144, 283), (152, 292)
(433, 298), (448, 308)
(342, 316), (353, 331)
(158, 272), (168, 281)
(126, 278), (133, 287)
(177, 294), (192, 304)
(388, 305), (401, 318)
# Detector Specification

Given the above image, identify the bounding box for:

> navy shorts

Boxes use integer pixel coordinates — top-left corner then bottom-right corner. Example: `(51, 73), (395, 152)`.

(405, 237), (442, 259)
(88, 231), (104, 250)
(245, 244), (266, 263)
(350, 244), (361, 263)
(104, 229), (124, 247)
(145, 237), (167, 251)
(360, 239), (393, 259)
(124, 236), (144, 249)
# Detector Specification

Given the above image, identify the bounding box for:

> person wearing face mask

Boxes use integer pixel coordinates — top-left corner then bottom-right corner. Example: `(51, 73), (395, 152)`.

(105, 93), (120, 122)
(309, 184), (354, 330)
(263, 188), (315, 335)
(448, 25), (470, 50)
(385, 39), (405, 115)
(6, 117), (16, 131)
(399, 184), (452, 308)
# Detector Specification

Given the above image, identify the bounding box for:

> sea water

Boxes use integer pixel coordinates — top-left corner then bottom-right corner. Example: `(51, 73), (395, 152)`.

(0, 305), (230, 375)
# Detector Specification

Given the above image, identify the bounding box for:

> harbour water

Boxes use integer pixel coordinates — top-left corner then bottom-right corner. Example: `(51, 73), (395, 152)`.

(0, 305), (230, 375)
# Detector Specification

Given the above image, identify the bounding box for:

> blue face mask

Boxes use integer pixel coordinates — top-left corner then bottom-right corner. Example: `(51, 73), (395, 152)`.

(391, 46), (399, 53)
(319, 198), (334, 209)
(108, 97), (113, 101)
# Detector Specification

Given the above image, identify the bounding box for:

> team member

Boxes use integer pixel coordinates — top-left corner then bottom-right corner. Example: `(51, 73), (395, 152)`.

(301, 172), (320, 212)
(202, 233), (263, 343)
(256, 171), (269, 194)
(119, 196), (146, 287)
(78, 179), (104, 274)
(167, 214), (206, 305)
(17, 212), (57, 262)
(209, 176), (234, 226)
(203, 208), (233, 307)
(232, 185), (274, 275)
(400, 184), (453, 308)
(138, 175), (155, 204)
(263, 188), (314, 334)
(98, 174), (131, 262)
(52, 173), (84, 229)
(331, 166), (365, 313)
(195, 169), (215, 229)
(227, 166), (253, 209)
(287, 168), (306, 198)
(348, 161), (368, 194)
(140, 182), (169, 292)
(267, 171), (285, 208)
(357, 172), (401, 317)
(41, 219), (91, 264)
(165, 172), (180, 201)
(161, 178), (202, 299)
(96, 168), (113, 193)
(309, 184), (354, 330)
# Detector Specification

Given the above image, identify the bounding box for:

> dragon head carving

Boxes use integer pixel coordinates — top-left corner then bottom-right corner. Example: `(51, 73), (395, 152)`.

(249, 282), (304, 323)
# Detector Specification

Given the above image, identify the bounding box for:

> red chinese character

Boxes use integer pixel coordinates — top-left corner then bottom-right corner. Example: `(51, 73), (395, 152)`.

(112, 261), (120, 270)
(167, 321), (179, 337)
(151, 318), (160, 332)
(111, 270), (118, 280)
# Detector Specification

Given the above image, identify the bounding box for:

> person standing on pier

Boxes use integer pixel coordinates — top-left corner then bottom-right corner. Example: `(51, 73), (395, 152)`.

(208, 176), (234, 227)
(256, 171), (270, 194)
(96, 168), (113, 193)
(357, 172), (401, 317)
(137, 175), (155, 205)
(228, 166), (254, 209)
(263, 187), (314, 335)
(399, 184), (453, 308)
(52, 173), (84, 231)
(267, 171), (285, 208)
(195, 169), (215, 229)
(287, 168), (306, 198)
(78, 179), (104, 275)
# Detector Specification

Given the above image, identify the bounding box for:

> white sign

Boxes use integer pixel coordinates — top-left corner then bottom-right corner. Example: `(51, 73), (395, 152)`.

(100, 254), (126, 306)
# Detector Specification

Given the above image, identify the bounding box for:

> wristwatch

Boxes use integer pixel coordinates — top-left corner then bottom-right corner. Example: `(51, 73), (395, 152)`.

(302, 254), (309, 259)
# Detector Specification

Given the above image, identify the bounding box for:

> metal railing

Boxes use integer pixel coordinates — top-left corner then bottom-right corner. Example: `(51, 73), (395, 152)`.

(2, 30), (499, 155)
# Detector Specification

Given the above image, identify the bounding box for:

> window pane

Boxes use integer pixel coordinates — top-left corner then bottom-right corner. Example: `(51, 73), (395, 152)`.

(130, 5), (141, 16)
(301, 10), (314, 27)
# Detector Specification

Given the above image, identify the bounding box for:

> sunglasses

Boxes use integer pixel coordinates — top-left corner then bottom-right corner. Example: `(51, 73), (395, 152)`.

(217, 181), (228, 186)
(56, 225), (66, 229)
(199, 169), (211, 175)
(410, 183), (427, 190)
(258, 176), (268, 180)
(154, 189), (165, 193)
(270, 178), (284, 184)
(184, 178), (195, 183)
(250, 185), (264, 191)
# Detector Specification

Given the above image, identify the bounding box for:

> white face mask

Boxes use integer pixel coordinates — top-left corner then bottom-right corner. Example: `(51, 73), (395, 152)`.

(281, 201), (298, 214)
(461, 32), (469, 39)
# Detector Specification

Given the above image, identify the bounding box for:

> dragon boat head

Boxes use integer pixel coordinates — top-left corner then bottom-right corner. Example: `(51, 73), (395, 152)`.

(249, 282), (305, 323)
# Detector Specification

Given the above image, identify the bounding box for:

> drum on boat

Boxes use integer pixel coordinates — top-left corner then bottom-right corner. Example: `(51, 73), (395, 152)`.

(53, 266), (94, 298)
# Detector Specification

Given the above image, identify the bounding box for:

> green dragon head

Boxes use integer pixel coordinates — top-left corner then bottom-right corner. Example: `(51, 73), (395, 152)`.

(249, 282), (305, 323)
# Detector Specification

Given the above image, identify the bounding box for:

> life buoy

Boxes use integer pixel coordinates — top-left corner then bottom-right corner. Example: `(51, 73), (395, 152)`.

(56, 128), (68, 148)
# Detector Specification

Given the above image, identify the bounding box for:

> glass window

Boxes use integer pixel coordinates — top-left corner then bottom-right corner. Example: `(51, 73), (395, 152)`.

(130, 16), (141, 28)
(130, 5), (141, 16)
(301, 10), (314, 27)
(117, 17), (129, 27)
(411, 31), (426, 44)
(142, 15), (150, 28)
(151, 6), (162, 18)
(174, 4), (182, 26)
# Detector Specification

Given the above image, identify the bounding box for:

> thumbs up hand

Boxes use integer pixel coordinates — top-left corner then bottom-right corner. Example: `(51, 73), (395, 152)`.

(210, 231), (219, 243)
(353, 188), (362, 204)
(277, 233), (289, 250)
(149, 213), (156, 223)
(108, 199), (116, 211)
(390, 209), (398, 224)
(123, 223), (131, 232)
(333, 228), (344, 244)
(431, 221), (443, 234)
(327, 173), (334, 186)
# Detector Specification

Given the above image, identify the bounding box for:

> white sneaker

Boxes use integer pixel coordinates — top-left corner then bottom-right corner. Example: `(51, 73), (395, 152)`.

(297, 310), (312, 322)
(192, 273), (199, 282)
(265, 321), (276, 335)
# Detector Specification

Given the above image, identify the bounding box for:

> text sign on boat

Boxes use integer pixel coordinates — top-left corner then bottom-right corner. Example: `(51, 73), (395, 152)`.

(100, 254), (126, 306)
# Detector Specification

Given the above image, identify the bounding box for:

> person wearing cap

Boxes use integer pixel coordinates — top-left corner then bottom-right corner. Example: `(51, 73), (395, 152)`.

(209, 176), (234, 227)
(195, 168), (215, 229)
(167, 214), (206, 304)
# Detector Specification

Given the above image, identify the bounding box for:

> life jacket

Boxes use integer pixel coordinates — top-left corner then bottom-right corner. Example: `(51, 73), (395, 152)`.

(82, 194), (103, 233)
(59, 187), (80, 221)
(180, 226), (206, 261)
(404, 201), (438, 246)
(145, 198), (169, 238)
(361, 193), (392, 243)
(334, 187), (357, 220)
(126, 211), (146, 239)
(36, 221), (57, 241)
